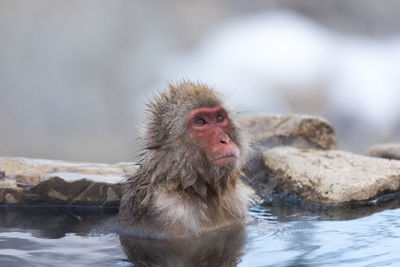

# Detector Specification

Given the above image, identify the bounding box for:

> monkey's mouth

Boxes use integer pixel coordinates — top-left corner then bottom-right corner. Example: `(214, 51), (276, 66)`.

(213, 153), (237, 166)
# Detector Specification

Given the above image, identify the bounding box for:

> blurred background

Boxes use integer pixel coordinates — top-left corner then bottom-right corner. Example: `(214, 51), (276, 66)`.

(1, 0), (400, 163)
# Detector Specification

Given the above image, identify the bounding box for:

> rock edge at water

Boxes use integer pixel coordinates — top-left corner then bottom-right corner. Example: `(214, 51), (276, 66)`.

(0, 157), (137, 207)
(262, 146), (400, 205)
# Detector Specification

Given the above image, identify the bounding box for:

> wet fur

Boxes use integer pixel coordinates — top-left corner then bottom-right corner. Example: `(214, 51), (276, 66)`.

(118, 81), (255, 238)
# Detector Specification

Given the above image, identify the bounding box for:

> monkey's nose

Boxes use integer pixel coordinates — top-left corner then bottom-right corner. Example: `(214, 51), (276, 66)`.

(219, 135), (230, 144)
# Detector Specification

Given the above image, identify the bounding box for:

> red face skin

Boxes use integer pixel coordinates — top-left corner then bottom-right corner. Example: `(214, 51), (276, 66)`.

(187, 105), (239, 167)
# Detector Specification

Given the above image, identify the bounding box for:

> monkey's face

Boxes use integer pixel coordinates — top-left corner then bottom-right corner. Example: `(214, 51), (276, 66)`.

(187, 105), (239, 167)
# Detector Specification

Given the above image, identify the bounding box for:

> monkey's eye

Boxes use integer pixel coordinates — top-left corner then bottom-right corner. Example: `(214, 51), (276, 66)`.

(216, 115), (224, 122)
(195, 118), (207, 125)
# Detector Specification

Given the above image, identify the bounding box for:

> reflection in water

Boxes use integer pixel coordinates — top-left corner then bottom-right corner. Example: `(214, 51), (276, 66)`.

(264, 194), (400, 221)
(0, 204), (400, 266)
(120, 226), (246, 267)
(0, 207), (246, 267)
(245, 206), (400, 266)
(285, 221), (319, 266)
(0, 207), (117, 238)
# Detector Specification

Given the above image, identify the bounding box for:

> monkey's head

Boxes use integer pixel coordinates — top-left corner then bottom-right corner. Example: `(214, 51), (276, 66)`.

(140, 82), (248, 196)
(186, 105), (239, 167)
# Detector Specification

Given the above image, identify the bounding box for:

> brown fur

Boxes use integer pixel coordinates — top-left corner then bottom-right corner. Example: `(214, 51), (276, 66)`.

(118, 81), (254, 238)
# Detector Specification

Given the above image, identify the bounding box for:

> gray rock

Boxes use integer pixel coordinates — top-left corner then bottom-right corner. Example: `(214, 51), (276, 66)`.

(262, 146), (400, 205)
(365, 143), (400, 160)
(241, 114), (338, 151)
(0, 157), (138, 206)
(240, 114), (338, 191)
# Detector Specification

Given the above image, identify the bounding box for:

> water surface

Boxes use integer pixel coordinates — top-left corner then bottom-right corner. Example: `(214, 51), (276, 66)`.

(0, 205), (399, 266)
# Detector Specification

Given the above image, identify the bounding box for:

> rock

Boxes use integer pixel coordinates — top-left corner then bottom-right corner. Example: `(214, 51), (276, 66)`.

(365, 143), (400, 160)
(261, 146), (400, 205)
(0, 157), (138, 206)
(240, 114), (338, 189)
(241, 114), (338, 151)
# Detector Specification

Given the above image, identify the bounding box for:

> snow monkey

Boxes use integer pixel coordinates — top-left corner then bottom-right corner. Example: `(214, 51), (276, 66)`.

(118, 81), (255, 238)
